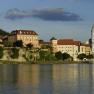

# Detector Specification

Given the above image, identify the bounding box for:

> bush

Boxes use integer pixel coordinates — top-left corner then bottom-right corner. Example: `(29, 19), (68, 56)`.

(0, 47), (3, 58)
(3, 41), (13, 47)
(26, 43), (33, 49)
(10, 48), (19, 59)
(55, 51), (62, 60)
(62, 53), (70, 61)
(77, 53), (87, 60)
(13, 40), (23, 47)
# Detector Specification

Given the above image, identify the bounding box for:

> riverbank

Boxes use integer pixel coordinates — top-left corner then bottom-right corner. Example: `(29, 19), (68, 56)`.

(0, 60), (93, 64)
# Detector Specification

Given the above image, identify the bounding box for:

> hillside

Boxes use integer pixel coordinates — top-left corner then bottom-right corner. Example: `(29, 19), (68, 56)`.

(0, 29), (9, 36)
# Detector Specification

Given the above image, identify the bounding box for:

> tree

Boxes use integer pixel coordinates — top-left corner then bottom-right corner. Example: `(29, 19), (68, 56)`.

(77, 53), (87, 60)
(10, 48), (19, 59)
(13, 40), (23, 47)
(39, 51), (46, 61)
(62, 53), (70, 60)
(55, 51), (62, 60)
(26, 43), (33, 49)
(3, 41), (13, 47)
(0, 47), (3, 58)
(86, 54), (93, 59)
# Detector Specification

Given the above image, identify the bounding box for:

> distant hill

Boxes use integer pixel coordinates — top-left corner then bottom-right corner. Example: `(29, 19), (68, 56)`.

(0, 29), (9, 36)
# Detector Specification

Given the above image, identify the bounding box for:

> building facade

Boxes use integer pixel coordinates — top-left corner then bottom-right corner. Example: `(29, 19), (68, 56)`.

(51, 38), (91, 61)
(8, 30), (39, 48)
(91, 25), (94, 54)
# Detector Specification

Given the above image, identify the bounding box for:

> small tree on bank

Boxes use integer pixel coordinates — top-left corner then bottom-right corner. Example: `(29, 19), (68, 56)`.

(55, 51), (62, 60)
(0, 47), (3, 58)
(86, 54), (93, 59)
(10, 48), (19, 59)
(26, 43), (33, 49)
(77, 53), (87, 60)
(62, 53), (70, 61)
(13, 40), (23, 47)
(55, 52), (71, 61)
(3, 41), (13, 47)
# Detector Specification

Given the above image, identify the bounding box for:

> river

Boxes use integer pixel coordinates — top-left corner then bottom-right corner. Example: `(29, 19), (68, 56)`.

(0, 64), (94, 94)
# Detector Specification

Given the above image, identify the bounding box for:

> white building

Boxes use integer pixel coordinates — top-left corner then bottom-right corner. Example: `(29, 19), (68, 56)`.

(91, 25), (94, 54)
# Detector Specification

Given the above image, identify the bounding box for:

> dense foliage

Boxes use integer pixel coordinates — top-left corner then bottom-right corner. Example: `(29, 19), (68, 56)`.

(26, 43), (33, 49)
(78, 53), (93, 60)
(62, 53), (70, 60)
(3, 41), (13, 47)
(77, 53), (87, 60)
(55, 51), (62, 60)
(10, 48), (19, 59)
(55, 52), (71, 61)
(13, 40), (23, 47)
(39, 51), (55, 61)
(0, 47), (3, 58)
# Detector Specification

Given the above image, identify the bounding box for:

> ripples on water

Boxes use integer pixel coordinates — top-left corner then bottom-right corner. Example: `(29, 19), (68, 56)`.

(0, 64), (94, 94)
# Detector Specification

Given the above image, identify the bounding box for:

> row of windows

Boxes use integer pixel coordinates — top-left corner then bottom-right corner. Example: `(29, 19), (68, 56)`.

(17, 35), (37, 39)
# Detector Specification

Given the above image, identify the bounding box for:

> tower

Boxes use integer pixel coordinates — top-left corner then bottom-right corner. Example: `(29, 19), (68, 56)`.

(91, 25), (94, 54)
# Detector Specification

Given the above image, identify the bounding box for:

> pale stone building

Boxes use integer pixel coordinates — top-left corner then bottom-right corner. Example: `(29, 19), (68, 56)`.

(8, 30), (39, 48)
(51, 38), (91, 61)
(91, 25), (94, 54)
(79, 43), (91, 55)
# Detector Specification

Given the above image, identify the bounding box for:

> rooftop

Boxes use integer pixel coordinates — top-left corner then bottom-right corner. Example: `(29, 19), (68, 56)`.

(11, 30), (38, 35)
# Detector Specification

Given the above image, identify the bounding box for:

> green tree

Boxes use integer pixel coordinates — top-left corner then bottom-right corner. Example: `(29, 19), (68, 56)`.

(26, 43), (33, 49)
(10, 48), (19, 59)
(86, 54), (93, 59)
(0, 47), (3, 58)
(3, 41), (13, 47)
(77, 53), (87, 60)
(39, 51), (46, 61)
(55, 51), (62, 60)
(62, 53), (70, 61)
(13, 40), (23, 47)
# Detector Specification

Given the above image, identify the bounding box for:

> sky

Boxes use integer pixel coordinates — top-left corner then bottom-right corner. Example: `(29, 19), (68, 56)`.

(0, 0), (94, 41)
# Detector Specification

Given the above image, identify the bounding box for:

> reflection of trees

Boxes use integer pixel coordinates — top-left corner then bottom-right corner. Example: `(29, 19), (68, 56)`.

(2, 65), (18, 84)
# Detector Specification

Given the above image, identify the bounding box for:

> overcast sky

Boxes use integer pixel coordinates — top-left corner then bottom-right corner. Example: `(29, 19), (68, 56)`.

(0, 0), (94, 41)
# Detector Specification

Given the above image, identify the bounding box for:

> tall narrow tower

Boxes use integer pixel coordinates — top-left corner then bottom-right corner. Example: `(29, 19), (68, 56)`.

(91, 25), (94, 54)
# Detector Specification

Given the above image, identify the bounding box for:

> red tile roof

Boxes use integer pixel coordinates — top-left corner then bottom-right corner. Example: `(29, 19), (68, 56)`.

(11, 30), (38, 35)
(57, 39), (80, 46)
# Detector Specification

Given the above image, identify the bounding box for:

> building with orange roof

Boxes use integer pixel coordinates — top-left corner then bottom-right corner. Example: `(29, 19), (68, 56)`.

(8, 30), (39, 48)
(51, 38), (91, 61)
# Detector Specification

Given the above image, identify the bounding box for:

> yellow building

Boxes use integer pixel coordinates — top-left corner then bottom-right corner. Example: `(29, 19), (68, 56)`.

(8, 30), (39, 48)
(80, 43), (91, 55)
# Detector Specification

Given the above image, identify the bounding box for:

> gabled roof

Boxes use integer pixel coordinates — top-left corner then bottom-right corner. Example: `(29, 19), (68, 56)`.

(11, 30), (38, 35)
(57, 39), (80, 46)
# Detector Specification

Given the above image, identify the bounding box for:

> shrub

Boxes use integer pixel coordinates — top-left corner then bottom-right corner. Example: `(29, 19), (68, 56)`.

(10, 48), (19, 59)
(0, 47), (3, 58)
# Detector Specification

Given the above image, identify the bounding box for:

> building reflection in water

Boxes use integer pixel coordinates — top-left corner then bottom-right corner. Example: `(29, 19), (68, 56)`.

(17, 64), (40, 94)
(0, 64), (94, 94)
(52, 64), (79, 94)
(52, 64), (94, 94)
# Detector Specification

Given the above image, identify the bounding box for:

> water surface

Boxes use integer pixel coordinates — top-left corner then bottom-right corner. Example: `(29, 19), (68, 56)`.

(0, 64), (94, 94)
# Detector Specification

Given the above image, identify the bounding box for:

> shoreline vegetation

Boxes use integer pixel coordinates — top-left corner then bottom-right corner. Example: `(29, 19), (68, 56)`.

(0, 60), (93, 64)
(0, 47), (93, 64)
